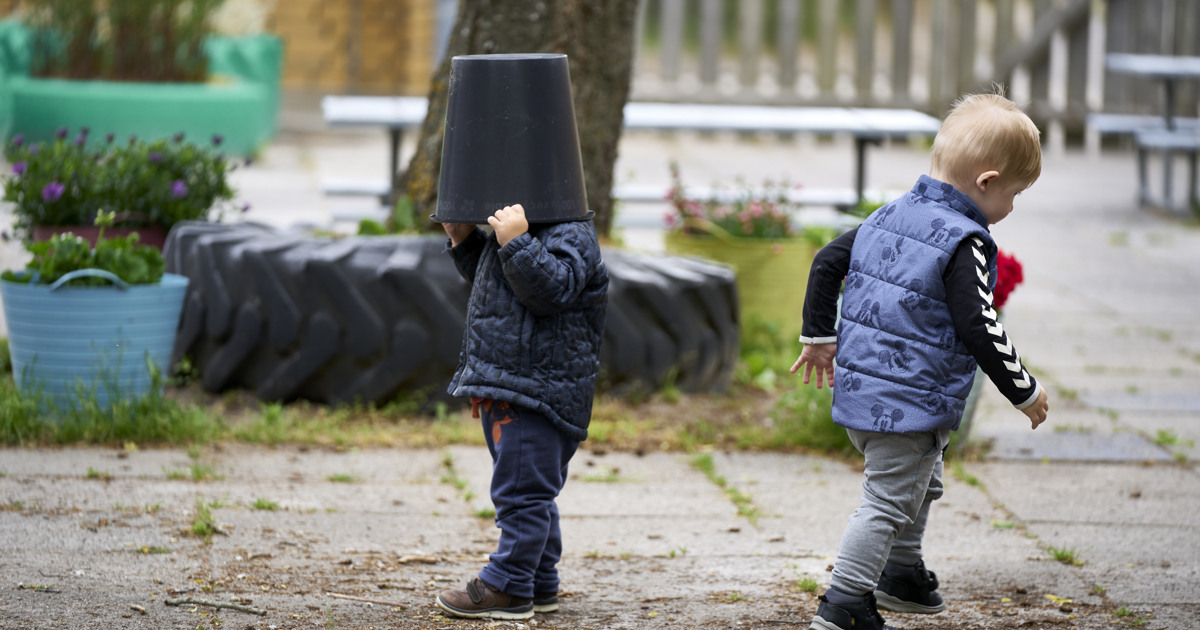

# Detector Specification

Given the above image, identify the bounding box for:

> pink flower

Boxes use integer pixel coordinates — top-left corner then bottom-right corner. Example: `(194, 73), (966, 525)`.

(664, 212), (677, 227)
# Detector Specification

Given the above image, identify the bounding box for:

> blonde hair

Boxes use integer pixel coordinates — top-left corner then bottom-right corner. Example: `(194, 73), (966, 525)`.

(931, 93), (1042, 187)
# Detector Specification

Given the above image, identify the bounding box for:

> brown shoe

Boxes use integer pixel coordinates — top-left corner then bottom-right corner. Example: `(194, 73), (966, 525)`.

(436, 577), (534, 620)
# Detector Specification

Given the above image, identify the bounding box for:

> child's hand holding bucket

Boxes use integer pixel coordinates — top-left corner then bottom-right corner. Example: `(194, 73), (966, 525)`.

(489, 204), (529, 247)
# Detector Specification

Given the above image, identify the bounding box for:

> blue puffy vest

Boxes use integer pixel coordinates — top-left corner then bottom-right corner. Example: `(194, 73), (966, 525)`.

(833, 176), (997, 433)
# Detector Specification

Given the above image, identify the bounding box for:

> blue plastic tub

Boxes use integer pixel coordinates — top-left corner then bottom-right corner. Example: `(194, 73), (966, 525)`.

(1, 271), (189, 410)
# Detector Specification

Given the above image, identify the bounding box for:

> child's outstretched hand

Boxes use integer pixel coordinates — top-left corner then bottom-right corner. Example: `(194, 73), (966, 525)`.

(489, 204), (529, 247)
(1021, 388), (1049, 430)
(790, 343), (837, 389)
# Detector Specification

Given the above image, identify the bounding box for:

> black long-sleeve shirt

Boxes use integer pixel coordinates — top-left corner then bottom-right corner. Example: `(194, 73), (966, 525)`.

(799, 227), (1041, 409)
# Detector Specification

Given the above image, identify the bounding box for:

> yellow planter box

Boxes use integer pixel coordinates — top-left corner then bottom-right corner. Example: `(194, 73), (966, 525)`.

(665, 228), (817, 337)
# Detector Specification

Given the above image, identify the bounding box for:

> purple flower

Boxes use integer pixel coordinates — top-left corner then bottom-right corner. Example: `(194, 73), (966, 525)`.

(171, 179), (188, 199)
(28, 144), (39, 155)
(173, 132), (185, 143)
(80, 126), (90, 136)
(55, 127), (68, 140)
(148, 151), (162, 163)
(0, 230), (8, 242)
(11, 134), (23, 147)
(74, 132), (86, 146)
(42, 181), (64, 202)
(105, 133), (115, 144)
(241, 203), (251, 213)
(11, 162), (26, 175)
(212, 134), (223, 146)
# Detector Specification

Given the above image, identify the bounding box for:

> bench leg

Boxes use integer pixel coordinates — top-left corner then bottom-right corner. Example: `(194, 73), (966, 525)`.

(386, 128), (404, 206)
(1163, 149), (1174, 210)
(853, 137), (882, 210)
(1189, 150), (1198, 214)
(1138, 147), (1149, 206)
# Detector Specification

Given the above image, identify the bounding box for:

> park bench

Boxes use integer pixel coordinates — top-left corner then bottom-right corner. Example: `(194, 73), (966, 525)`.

(320, 96), (941, 220)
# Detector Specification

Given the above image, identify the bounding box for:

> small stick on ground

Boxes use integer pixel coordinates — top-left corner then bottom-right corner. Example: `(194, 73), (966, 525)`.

(129, 604), (147, 615)
(326, 592), (408, 608)
(164, 597), (267, 616)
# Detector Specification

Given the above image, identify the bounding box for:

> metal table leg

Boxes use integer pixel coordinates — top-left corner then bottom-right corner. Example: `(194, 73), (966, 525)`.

(386, 127), (404, 206)
(854, 136), (882, 209)
(1138, 147), (1149, 206)
(1189, 150), (1198, 213)
(1164, 148), (1174, 209)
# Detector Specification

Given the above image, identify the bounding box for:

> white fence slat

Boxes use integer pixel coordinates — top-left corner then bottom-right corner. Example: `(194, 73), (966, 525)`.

(660, 0), (685, 81)
(778, 0), (801, 89)
(856, 0), (877, 103)
(740, 0), (764, 88)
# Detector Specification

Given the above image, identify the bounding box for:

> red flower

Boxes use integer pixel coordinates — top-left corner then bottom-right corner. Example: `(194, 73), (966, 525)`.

(993, 249), (1024, 311)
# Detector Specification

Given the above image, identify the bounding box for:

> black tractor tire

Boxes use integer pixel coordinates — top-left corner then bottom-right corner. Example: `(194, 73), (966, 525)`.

(164, 222), (738, 406)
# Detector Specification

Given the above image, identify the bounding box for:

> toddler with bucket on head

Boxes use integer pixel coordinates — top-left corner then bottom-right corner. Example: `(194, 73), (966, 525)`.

(431, 53), (609, 621)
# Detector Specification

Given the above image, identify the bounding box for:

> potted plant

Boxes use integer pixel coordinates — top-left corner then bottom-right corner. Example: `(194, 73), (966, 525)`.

(0, 1), (282, 155)
(664, 161), (837, 337)
(3, 129), (236, 248)
(955, 248), (1025, 448)
(1, 211), (189, 411)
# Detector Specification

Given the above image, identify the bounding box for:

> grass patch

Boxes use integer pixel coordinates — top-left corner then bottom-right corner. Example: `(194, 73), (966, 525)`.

(667, 545), (688, 558)
(581, 467), (623, 483)
(473, 506), (496, 519)
(794, 575), (819, 592)
(1154, 429), (1194, 448)
(251, 497), (279, 511)
(85, 467), (113, 481)
(136, 545), (171, 554)
(0, 369), (222, 446)
(164, 467), (188, 480)
(1047, 544), (1084, 566)
(190, 497), (220, 544)
(1091, 584), (1106, 596)
(991, 519), (1016, 529)
(725, 591), (749, 602)
(326, 473), (358, 484)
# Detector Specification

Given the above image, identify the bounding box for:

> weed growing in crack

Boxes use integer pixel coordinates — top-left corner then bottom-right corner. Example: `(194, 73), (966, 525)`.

(794, 575), (819, 593)
(689, 453), (762, 525)
(667, 545), (688, 559)
(950, 462), (982, 488)
(252, 498), (279, 511)
(191, 497), (219, 544)
(473, 507), (496, 519)
(85, 467), (112, 481)
(326, 473), (358, 483)
(725, 591), (748, 602)
(1047, 544), (1084, 566)
(582, 467), (622, 483)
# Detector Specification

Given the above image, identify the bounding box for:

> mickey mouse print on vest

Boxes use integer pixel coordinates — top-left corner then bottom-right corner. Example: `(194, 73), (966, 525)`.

(876, 338), (914, 373)
(870, 404), (905, 432)
(927, 218), (963, 248)
(918, 391), (953, 419)
(931, 321), (957, 350)
(846, 260), (865, 290)
(839, 373), (863, 394)
(855, 299), (882, 327)
(877, 235), (906, 277)
(899, 278), (933, 313)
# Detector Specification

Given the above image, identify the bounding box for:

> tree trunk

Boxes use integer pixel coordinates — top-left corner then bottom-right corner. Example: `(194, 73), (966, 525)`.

(397, 0), (639, 239)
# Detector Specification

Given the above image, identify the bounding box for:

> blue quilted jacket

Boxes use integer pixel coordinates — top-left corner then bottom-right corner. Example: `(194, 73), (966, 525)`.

(446, 221), (609, 440)
(834, 176), (997, 433)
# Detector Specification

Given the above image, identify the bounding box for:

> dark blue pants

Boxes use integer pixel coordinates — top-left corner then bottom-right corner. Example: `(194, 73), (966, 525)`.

(477, 401), (579, 599)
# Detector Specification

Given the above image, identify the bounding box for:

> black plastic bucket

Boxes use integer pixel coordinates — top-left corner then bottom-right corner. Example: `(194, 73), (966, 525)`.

(433, 53), (592, 224)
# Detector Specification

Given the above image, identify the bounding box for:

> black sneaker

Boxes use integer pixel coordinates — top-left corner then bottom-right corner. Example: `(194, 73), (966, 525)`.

(533, 591), (559, 613)
(875, 560), (945, 614)
(809, 592), (894, 630)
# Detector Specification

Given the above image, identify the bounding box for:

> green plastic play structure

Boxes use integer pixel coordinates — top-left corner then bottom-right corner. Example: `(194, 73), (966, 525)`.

(0, 21), (282, 156)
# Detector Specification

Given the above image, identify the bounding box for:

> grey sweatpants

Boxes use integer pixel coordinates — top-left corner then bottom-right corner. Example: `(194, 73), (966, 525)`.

(829, 428), (951, 597)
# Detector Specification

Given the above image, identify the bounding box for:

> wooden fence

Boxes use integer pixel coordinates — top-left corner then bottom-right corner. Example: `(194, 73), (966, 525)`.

(631, 0), (1200, 149)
